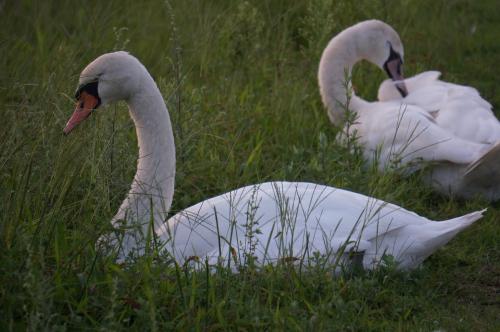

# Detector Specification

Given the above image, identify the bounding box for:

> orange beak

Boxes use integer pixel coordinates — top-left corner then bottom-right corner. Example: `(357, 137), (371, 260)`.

(63, 91), (99, 135)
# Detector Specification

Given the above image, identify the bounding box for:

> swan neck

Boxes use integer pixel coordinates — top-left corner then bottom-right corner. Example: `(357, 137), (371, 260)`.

(318, 34), (369, 125)
(113, 74), (176, 232)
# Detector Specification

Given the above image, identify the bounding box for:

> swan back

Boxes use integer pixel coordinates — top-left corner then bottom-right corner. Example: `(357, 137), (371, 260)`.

(162, 182), (484, 271)
(378, 71), (442, 102)
(377, 71), (500, 144)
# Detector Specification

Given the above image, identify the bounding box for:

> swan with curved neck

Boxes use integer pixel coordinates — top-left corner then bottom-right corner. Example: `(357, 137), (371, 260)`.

(318, 20), (407, 125)
(64, 52), (175, 250)
(64, 52), (484, 269)
(318, 20), (500, 201)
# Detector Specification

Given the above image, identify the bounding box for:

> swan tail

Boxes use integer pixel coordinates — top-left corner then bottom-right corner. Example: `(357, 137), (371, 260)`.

(439, 208), (486, 229)
(462, 142), (500, 200)
(420, 209), (485, 255)
(401, 209), (485, 270)
(362, 209), (485, 271)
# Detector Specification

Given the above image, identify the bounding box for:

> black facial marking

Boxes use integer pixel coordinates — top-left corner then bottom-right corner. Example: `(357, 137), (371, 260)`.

(383, 44), (403, 78)
(74, 80), (102, 109)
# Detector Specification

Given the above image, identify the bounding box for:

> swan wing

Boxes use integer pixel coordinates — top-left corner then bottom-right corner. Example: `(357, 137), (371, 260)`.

(435, 87), (499, 143)
(354, 101), (489, 169)
(463, 142), (500, 194)
(161, 182), (484, 270)
(378, 71), (499, 144)
(163, 182), (430, 264)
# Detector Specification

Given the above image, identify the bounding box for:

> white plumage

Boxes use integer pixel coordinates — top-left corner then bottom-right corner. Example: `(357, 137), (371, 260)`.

(164, 181), (484, 271)
(64, 52), (485, 271)
(378, 71), (500, 145)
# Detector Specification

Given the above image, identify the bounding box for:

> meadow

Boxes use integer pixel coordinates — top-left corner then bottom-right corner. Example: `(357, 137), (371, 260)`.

(0, 0), (499, 330)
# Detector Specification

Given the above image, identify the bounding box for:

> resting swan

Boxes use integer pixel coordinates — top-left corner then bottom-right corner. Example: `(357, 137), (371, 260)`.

(64, 52), (484, 271)
(318, 20), (500, 201)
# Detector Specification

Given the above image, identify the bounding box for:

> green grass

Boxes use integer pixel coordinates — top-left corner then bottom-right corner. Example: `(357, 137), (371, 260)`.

(1, 0), (499, 330)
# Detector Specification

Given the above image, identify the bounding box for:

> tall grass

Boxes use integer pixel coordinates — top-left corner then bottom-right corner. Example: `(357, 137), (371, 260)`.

(0, 0), (498, 330)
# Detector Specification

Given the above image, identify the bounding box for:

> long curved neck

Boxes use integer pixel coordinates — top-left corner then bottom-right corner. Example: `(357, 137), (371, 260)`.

(318, 33), (371, 125)
(113, 72), (175, 234)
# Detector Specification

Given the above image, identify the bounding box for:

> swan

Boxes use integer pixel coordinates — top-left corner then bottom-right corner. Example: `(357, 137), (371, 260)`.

(64, 51), (485, 271)
(318, 20), (500, 201)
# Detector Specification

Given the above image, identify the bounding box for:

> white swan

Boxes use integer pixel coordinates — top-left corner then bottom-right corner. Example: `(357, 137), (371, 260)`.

(64, 51), (485, 271)
(318, 20), (500, 201)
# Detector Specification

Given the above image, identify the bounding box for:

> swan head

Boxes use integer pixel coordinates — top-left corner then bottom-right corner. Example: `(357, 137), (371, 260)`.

(348, 20), (408, 97)
(63, 51), (147, 134)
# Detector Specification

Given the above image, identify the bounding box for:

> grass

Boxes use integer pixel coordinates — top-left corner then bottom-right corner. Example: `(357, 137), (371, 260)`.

(0, 0), (499, 330)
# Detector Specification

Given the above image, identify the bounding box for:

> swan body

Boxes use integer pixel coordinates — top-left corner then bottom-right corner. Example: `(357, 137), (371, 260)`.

(164, 181), (484, 271)
(318, 20), (500, 200)
(64, 52), (485, 271)
(378, 71), (500, 144)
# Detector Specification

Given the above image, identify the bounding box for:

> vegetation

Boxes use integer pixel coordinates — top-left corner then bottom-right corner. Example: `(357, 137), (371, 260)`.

(0, 0), (498, 330)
